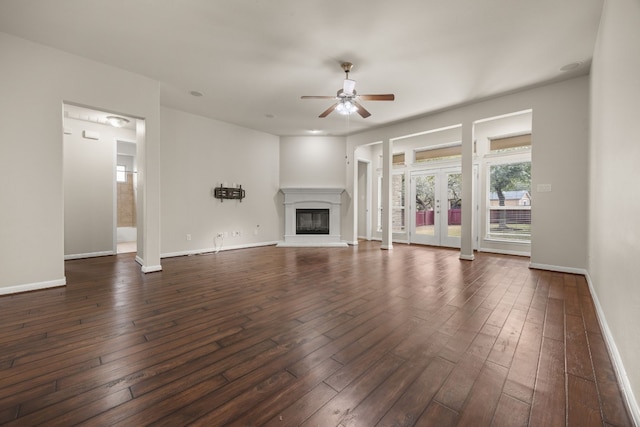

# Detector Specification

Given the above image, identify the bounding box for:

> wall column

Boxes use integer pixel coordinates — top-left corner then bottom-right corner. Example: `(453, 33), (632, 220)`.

(381, 138), (393, 250)
(460, 121), (475, 260)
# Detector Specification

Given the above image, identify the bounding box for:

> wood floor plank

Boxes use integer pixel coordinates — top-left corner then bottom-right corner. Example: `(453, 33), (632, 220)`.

(414, 401), (458, 427)
(566, 313), (594, 381)
(567, 374), (602, 427)
(376, 356), (454, 426)
(0, 242), (631, 426)
(300, 353), (404, 426)
(587, 331), (633, 427)
(491, 393), (530, 427)
(455, 361), (508, 426)
(529, 336), (566, 427)
(503, 320), (543, 404)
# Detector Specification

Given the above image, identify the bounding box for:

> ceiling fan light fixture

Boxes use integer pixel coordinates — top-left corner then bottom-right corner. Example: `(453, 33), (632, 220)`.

(106, 116), (130, 128)
(336, 99), (357, 115)
(343, 79), (356, 95)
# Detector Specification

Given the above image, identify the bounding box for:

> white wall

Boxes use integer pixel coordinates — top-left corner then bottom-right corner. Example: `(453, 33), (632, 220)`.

(0, 32), (161, 293)
(160, 107), (280, 256)
(589, 0), (640, 419)
(63, 117), (135, 257)
(279, 136), (346, 188)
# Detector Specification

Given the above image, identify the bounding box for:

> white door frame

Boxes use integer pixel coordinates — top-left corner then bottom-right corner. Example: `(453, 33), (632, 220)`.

(410, 166), (463, 248)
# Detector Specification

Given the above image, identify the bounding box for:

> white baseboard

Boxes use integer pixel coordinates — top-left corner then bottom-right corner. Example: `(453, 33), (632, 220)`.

(459, 253), (475, 261)
(134, 255), (162, 273)
(584, 272), (640, 426)
(64, 250), (114, 260)
(141, 265), (162, 273)
(479, 247), (531, 257)
(276, 242), (348, 248)
(0, 277), (66, 295)
(528, 263), (588, 275)
(160, 241), (279, 259)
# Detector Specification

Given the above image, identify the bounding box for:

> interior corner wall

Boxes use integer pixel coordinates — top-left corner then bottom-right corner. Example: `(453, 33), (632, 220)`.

(159, 107), (280, 256)
(63, 118), (135, 257)
(0, 32), (161, 291)
(589, 0), (640, 418)
(279, 135), (348, 240)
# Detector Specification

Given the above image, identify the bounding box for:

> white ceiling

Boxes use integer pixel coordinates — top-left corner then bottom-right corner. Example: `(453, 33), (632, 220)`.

(0, 0), (603, 136)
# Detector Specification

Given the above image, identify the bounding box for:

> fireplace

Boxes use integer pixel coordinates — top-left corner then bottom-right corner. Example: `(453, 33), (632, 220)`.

(277, 188), (347, 247)
(296, 209), (330, 235)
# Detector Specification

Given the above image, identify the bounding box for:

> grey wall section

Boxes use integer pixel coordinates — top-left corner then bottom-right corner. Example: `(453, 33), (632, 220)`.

(279, 136), (347, 188)
(589, 0), (640, 419)
(159, 107), (281, 256)
(0, 32), (161, 291)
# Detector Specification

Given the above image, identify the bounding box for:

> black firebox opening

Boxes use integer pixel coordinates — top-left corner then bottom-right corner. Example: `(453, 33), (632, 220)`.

(296, 209), (330, 235)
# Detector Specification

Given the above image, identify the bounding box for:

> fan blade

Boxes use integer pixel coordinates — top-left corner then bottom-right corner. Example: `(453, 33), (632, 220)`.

(353, 101), (371, 118)
(319, 103), (338, 118)
(359, 94), (395, 101)
(301, 95), (337, 99)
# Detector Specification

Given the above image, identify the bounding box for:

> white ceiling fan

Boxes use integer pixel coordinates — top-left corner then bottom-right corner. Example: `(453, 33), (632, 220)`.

(301, 62), (395, 118)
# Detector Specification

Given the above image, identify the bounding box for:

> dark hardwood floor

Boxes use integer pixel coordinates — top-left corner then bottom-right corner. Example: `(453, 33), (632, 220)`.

(0, 241), (633, 426)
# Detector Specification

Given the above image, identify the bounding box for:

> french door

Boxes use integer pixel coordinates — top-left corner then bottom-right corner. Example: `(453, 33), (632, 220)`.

(410, 168), (462, 248)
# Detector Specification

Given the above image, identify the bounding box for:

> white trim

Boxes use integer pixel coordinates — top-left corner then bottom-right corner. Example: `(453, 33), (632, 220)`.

(135, 255), (144, 266)
(279, 188), (345, 247)
(161, 241), (279, 258)
(347, 240), (359, 245)
(141, 265), (162, 273)
(0, 277), (66, 295)
(459, 253), (475, 261)
(64, 250), (114, 260)
(584, 272), (640, 426)
(380, 244), (393, 250)
(528, 263), (587, 275)
(479, 247), (531, 257)
(276, 241), (348, 248)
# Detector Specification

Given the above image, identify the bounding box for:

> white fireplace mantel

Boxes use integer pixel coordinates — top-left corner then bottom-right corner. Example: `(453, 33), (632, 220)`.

(277, 187), (348, 247)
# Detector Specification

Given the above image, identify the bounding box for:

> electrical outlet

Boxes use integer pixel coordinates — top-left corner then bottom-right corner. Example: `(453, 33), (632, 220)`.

(186, 234), (191, 241)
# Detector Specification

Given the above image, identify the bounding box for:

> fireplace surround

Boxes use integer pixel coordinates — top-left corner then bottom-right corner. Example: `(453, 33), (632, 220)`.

(277, 188), (347, 247)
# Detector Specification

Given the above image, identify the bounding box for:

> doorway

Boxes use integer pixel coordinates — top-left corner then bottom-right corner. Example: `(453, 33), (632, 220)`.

(410, 167), (462, 248)
(63, 103), (139, 259)
(116, 140), (137, 254)
(357, 160), (371, 240)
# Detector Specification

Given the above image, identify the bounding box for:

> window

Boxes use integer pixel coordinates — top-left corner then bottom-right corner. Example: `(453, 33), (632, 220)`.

(487, 161), (531, 241)
(415, 144), (461, 163)
(489, 134), (531, 153)
(377, 173), (406, 233)
(116, 165), (126, 183)
(393, 153), (405, 166)
(392, 173), (406, 232)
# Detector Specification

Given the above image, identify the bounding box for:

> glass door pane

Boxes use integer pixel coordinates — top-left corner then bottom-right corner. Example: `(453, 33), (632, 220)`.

(411, 172), (439, 245)
(441, 171), (462, 247)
